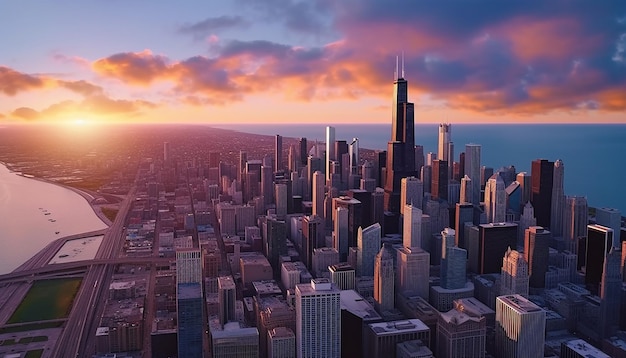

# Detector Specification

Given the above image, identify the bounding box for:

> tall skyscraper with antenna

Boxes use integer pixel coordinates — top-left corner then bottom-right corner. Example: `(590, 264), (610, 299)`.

(384, 56), (418, 216)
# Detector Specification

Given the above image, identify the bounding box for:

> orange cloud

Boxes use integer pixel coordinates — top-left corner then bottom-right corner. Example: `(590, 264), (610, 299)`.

(92, 50), (170, 85)
(0, 67), (51, 96)
(12, 107), (40, 120)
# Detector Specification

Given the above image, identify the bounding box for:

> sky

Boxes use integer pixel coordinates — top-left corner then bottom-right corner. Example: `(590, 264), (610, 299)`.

(0, 1), (625, 125)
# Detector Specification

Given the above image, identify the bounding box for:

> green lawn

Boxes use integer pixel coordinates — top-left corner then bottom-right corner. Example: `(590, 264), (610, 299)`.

(25, 349), (44, 358)
(7, 278), (82, 324)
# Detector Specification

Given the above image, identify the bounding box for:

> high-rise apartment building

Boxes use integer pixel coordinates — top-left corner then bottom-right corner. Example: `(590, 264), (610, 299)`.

(296, 279), (341, 358)
(495, 294), (545, 358)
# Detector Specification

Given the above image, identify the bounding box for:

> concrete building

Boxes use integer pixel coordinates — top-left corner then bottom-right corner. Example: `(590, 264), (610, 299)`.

(218, 276), (236, 326)
(340, 289), (383, 358)
(401, 176), (424, 215)
(329, 263), (356, 290)
(464, 144), (481, 206)
(550, 160), (565, 236)
(524, 226), (551, 288)
(396, 340), (434, 358)
(560, 339), (610, 358)
(295, 279), (341, 358)
(495, 294), (545, 358)
(176, 248), (202, 285)
(396, 247), (430, 299)
(484, 174), (506, 224)
(500, 247), (529, 297)
(268, 327), (296, 358)
(562, 196), (588, 255)
(374, 243), (395, 313)
(365, 319), (431, 358)
(357, 223), (381, 277)
(312, 247), (340, 278)
(437, 304), (486, 358)
(210, 321), (259, 358)
(403, 203), (423, 249)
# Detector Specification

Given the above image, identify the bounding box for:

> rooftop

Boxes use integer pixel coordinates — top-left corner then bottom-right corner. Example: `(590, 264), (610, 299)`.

(497, 294), (543, 313)
(369, 319), (429, 335)
(563, 339), (610, 357)
(340, 290), (381, 322)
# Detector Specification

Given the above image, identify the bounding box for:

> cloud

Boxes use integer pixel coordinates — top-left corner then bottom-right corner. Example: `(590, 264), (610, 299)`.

(178, 16), (247, 40)
(237, 0), (333, 34)
(58, 80), (104, 96)
(12, 107), (40, 120)
(0, 67), (48, 96)
(92, 50), (170, 85)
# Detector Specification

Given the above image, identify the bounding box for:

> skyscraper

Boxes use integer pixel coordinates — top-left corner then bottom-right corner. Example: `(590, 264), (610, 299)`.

(484, 174), (506, 223)
(500, 247), (529, 297)
(438, 123), (451, 167)
(163, 141), (170, 163)
(596, 207), (621, 248)
(326, 126), (335, 182)
(460, 175), (472, 204)
(218, 276), (236, 326)
(530, 159), (554, 228)
(349, 138), (359, 175)
(550, 160), (565, 236)
(299, 137), (308, 166)
(384, 60), (418, 215)
(495, 295), (545, 358)
(357, 223), (381, 277)
(176, 248), (202, 285)
(403, 203), (423, 249)
(440, 228), (467, 290)
(585, 224), (613, 292)
(524, 226), (551, 289)
(464, 144), (481, 206)
(275, 134), (283, 172)
(396, 246), (430, 299)
(599, 247), (621, 339)
(312, 171), (325, 219)
(374, 243), (395, 312)
(177, 283), (203, 358)
(431, 159), (448, 201)
(332, 196), (362, 249)
(562, 196), (587, 254)
(296, 279), (341, 358)
(401, 176), (423, 215)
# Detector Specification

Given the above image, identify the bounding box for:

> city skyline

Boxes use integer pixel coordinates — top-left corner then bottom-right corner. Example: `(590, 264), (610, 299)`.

(1, 1), (626, 125)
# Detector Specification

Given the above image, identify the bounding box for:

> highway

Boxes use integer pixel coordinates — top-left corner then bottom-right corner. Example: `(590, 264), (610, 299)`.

(51, 186), (136, 358)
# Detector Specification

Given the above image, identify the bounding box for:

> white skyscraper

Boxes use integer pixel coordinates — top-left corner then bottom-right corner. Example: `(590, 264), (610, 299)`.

(176, 248), (203, 285)
(326, 126), (335, 182)
(296, 279), (341, 358)
(438, 123), (451, 166)
(464, 144), (481, 206)
(495, 295), (545, 358)
(550, 159), (565, 236)
(485, 174), (506, 223)
(460, 175), (473, 204)
(403, 203), (423, 249)
(500, 248), (529, 297)
(401, 176), (423, 214)
(357, 223), (381, 277)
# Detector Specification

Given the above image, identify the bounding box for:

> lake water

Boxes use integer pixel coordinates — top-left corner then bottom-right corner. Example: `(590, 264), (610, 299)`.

(0, 164), (108, 274)
(215, 123), (626, 215)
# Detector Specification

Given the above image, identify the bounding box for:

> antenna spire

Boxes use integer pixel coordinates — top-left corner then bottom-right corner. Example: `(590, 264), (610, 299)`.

(401, 51), (405, 78)
(395, 55), (399, 79)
